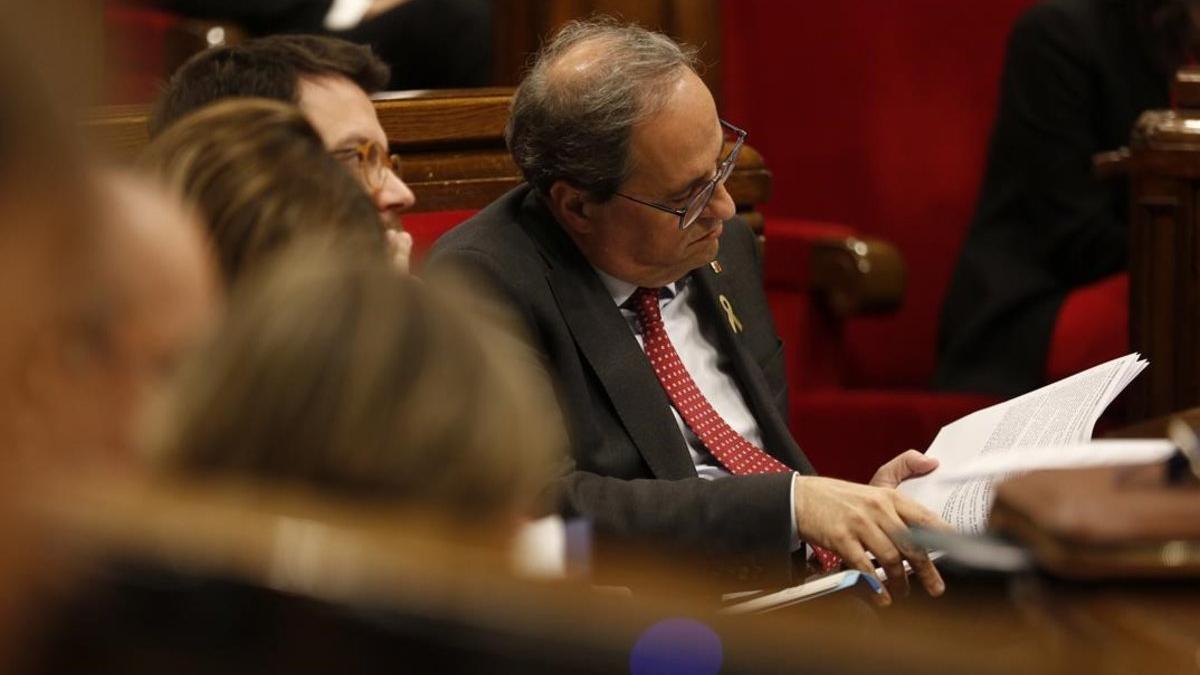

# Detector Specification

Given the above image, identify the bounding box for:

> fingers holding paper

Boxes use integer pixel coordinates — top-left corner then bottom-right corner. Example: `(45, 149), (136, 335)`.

(792, 475), (950, 605)
(870, 449), (939, 488)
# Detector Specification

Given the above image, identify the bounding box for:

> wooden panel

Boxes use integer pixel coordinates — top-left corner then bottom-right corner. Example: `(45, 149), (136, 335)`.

(83, 90), (772, 218)
(491, 0), (722, 104)
(373, 88), (512, 148)
(84, 106), (151, 161)
(1126, 68), (1200, 419)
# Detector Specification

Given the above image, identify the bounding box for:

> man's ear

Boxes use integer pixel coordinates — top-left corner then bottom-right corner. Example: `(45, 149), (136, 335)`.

(547, 180), (593, 236)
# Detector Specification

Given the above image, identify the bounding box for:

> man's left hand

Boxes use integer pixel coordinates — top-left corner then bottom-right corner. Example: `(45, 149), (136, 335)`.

(870, 449), (938, 489)
(385, 229), (414, 274)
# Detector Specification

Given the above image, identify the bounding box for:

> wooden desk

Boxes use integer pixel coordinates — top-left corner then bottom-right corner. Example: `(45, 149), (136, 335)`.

(1105, 404), (1200, 439)
(21, 473), (1200, 675)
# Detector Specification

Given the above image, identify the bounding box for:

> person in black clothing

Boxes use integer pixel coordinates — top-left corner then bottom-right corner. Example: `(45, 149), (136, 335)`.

(156, 0), (493, 91)
(936, 0), (1200, 396)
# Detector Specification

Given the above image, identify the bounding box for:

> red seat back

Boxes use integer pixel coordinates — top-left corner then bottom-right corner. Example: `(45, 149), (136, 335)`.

(722, 0), (1036, 387)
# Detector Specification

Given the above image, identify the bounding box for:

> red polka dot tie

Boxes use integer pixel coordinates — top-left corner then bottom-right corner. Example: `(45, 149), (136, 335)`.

(632, 287), (842, 572)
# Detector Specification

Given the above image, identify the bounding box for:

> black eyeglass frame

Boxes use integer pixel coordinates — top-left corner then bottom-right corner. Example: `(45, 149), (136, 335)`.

(614, 119), (747, 230)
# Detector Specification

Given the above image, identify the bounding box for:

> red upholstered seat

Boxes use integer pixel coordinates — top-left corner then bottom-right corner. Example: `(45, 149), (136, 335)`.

(1047, 273), (1129, 383)
(405, 210), (477, 265)
(722, 1), (1056, 481)
(761, 216), (1000, 482)
(788, 390), (998, 483)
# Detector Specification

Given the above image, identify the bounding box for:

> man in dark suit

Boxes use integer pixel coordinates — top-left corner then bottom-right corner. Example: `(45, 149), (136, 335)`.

(429, 19), (946, 600)
(938, 0), (1199, 396)
(157, 0), (492, 91)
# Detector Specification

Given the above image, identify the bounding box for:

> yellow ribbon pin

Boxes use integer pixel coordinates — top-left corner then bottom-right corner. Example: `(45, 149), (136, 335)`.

(719, 294), (743, 334)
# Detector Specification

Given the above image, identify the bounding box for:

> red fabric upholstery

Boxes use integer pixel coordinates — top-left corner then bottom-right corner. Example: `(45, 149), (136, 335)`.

(762, 216), (1000, 479)
(790, 390), (998, 483)
(762, 218), (857, 391)
(722, 2), (1039, 479)
(1046, 273), (1129, 383)
(405, 209), (477, 268)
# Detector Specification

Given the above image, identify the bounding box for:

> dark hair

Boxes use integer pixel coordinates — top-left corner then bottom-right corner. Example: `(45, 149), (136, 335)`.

(506, 17), (699, 200)
(149, 34), (390, 138)
(140, 98), (382, 285)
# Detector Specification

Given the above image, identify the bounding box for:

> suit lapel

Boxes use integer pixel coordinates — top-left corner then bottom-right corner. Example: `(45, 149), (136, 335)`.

(691, 261), (814, 474)
(519, 195), (697, 480)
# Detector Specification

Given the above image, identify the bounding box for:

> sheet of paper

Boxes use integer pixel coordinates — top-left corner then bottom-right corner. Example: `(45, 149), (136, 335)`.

(931, 439), (1175, 483)
(719, 551), (948, 614)
(899, 353), (1147, 534)
(720, 570), (881, 614)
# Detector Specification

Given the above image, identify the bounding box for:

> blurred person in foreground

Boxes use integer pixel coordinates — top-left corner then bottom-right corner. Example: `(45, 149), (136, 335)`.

(5, 169), (219, 470)
(0, 39), (91, 673)
(427, 18), (948, 600)
(0, 31), (216, 670)
(143, 237), (564, 536)
(149, 34), (417, 272)
(141, 97), (385, 285)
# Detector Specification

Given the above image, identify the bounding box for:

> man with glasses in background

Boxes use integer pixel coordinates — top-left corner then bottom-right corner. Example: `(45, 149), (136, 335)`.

(430, 19), (949, 599)
(150, 34), (417, 271)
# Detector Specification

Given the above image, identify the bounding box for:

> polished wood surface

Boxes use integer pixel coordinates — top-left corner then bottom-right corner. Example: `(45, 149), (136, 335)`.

(1125, 68), (1200, 420)
(492, 0), (723, 103)
(808, 235), (906, 317)
(21, 472), (1200, 674)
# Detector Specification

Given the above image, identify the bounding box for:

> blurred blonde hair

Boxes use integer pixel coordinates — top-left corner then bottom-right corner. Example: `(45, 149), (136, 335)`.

(139, 98), (382, 285)
(144, 237), (565, 524)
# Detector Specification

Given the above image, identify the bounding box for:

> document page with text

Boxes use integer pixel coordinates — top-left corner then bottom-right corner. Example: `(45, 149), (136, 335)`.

(898, 354), (1147, 533)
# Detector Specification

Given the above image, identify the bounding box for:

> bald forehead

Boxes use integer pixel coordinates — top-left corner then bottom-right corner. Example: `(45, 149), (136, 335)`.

(102, 172), (202, 256)
(545, 36), (618, 80)
(97, 172), (215, 308)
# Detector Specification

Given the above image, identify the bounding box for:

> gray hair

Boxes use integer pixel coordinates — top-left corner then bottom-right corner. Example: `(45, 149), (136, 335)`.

(506, 17), (699, 200)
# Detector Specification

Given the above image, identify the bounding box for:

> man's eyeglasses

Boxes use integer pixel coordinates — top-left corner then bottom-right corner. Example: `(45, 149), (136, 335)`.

(331, 140), (402, 194)
(615, 120), (747, 230)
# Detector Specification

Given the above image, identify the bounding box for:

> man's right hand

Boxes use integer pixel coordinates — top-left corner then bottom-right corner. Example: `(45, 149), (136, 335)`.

(792, 475), (949, 605)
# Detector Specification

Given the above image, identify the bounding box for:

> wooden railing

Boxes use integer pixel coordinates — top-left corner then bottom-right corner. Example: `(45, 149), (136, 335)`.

(1124, 69), (1200, 419)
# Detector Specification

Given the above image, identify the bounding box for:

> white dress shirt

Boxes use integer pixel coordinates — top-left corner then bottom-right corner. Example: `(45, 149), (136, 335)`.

(594, 269), (801, 550)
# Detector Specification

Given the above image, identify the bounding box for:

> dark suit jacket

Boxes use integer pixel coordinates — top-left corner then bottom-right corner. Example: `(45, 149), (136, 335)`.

(937, 0), (1170, 396)
(428, 185), (815, 584)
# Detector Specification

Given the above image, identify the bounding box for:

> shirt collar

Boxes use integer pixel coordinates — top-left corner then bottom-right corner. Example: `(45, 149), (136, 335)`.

(593, 267), (687, 308)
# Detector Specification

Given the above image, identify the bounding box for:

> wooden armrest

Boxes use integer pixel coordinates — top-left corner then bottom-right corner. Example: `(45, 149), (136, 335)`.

(765, 219), (905, 318)
(1093, 148), (1131, 180)
(808, 235), (905, 317)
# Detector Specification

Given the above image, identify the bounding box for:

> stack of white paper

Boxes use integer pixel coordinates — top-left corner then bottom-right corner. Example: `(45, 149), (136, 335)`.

(899, 353), (1151, 534)
(729, 354), (1159, 612)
